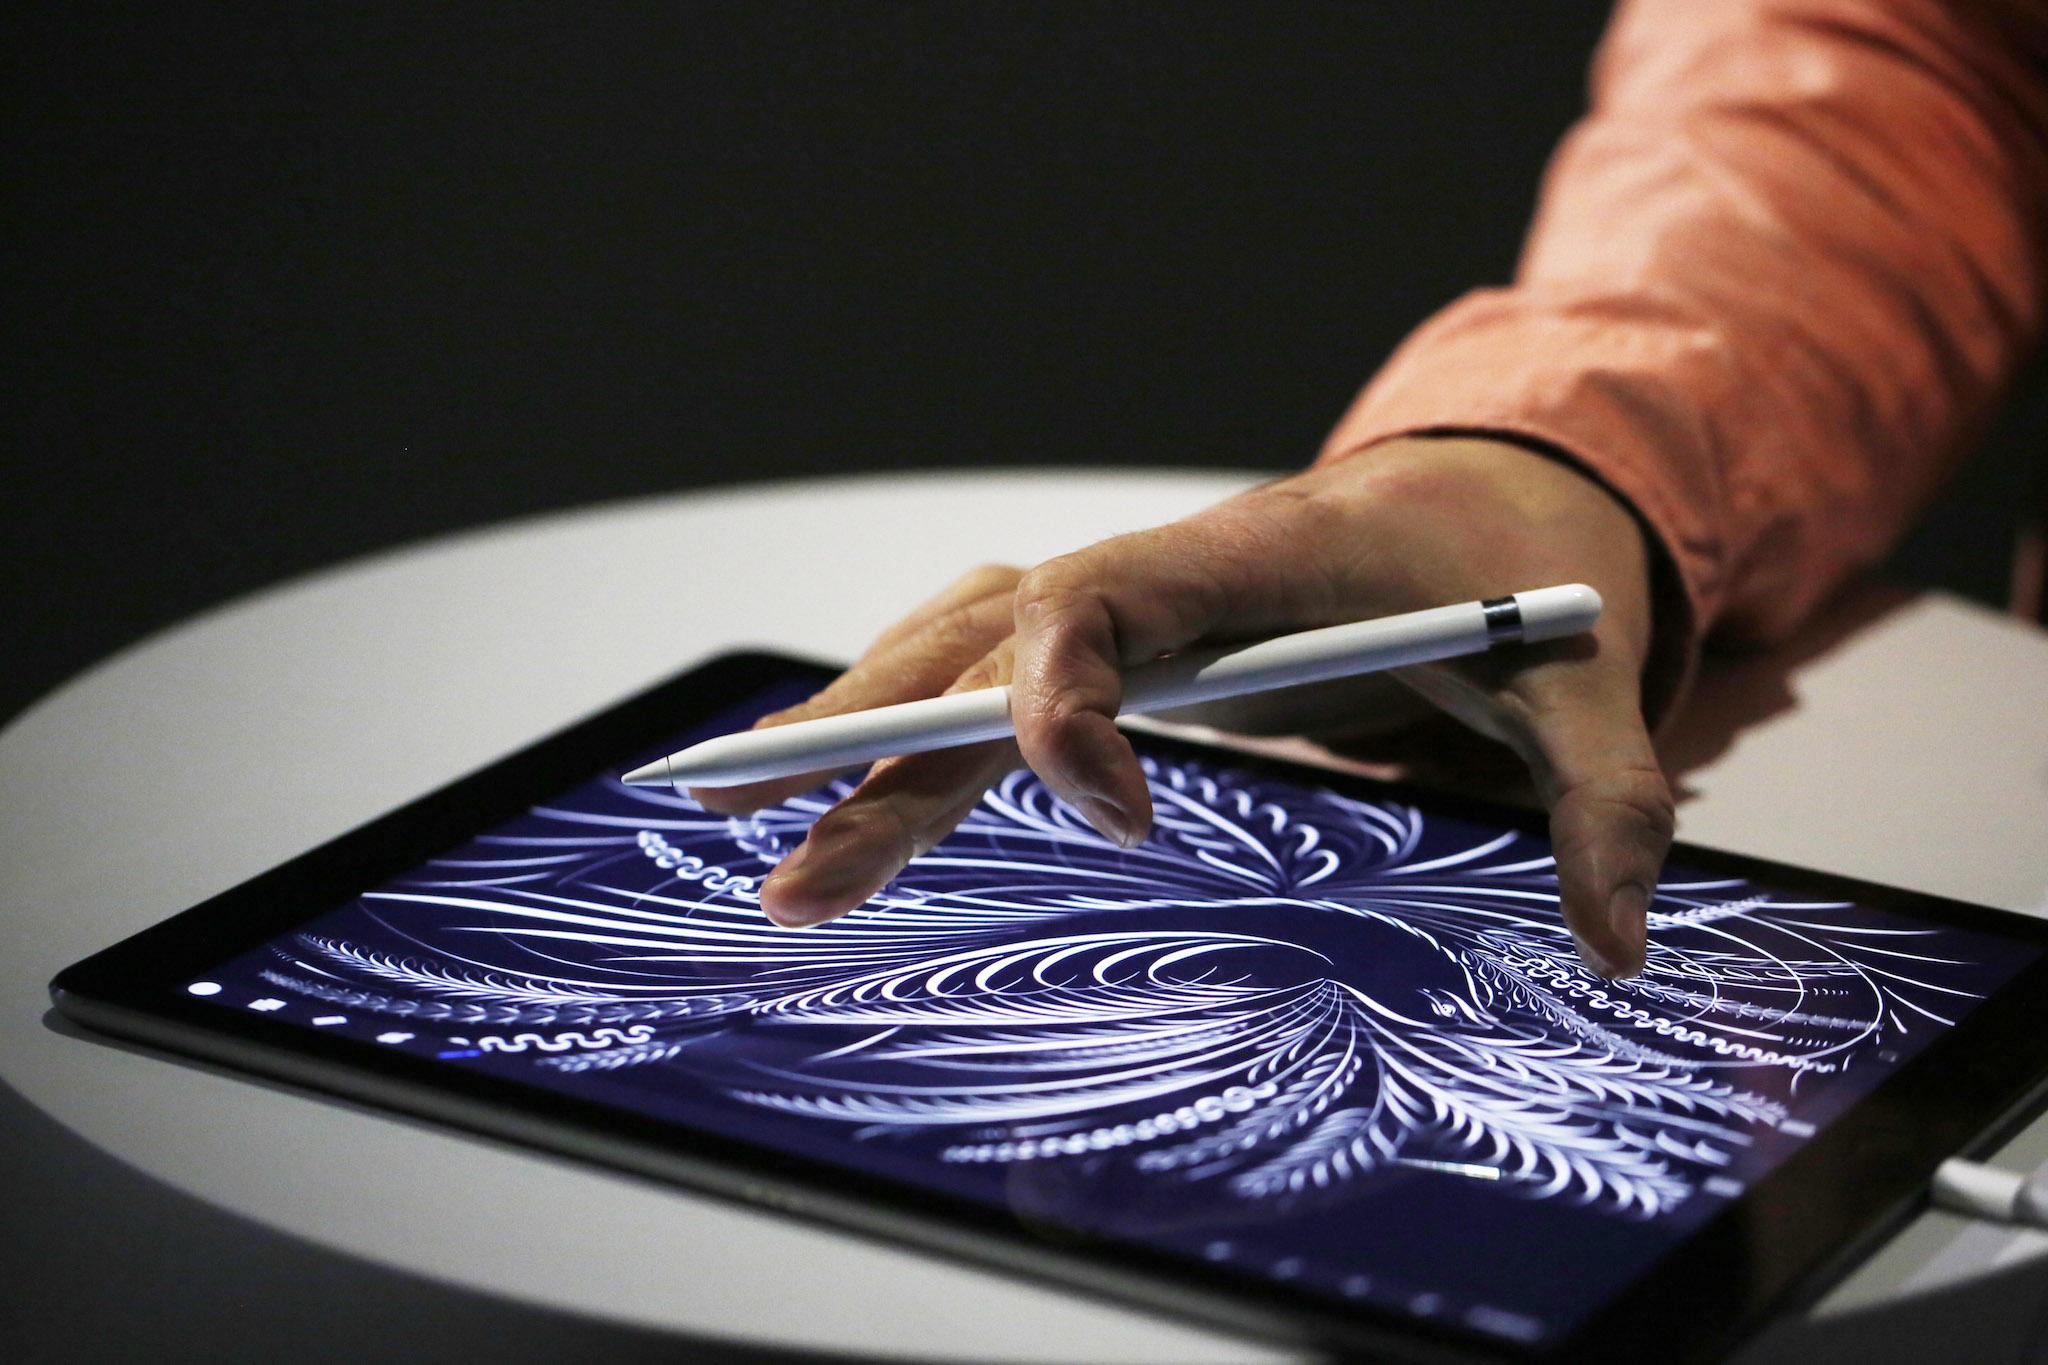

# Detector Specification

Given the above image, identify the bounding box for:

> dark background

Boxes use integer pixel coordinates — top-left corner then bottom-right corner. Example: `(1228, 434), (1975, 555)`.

(8, 1), (2042, 734)
(4, 3), (2044, 1360)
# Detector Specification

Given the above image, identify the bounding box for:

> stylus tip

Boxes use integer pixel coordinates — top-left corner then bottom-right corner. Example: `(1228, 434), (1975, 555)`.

(621, 758), (673, 789)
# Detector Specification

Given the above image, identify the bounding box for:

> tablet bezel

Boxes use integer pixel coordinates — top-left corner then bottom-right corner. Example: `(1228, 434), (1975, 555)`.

(48, 649), (2048, 1362)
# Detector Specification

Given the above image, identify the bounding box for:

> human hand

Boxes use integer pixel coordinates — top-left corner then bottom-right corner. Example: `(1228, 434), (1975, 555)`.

(694, 436), (1673, 978)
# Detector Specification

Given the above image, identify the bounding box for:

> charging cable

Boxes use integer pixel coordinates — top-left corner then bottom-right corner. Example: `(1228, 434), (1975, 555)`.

(1931, 1158), (2048, 1228)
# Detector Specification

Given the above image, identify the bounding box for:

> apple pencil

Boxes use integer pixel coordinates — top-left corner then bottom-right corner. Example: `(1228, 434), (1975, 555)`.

(622, 583), (1602, 792)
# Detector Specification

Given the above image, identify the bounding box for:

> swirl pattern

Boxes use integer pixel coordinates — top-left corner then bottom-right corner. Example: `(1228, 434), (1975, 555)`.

(235, 749), (2001, 1225)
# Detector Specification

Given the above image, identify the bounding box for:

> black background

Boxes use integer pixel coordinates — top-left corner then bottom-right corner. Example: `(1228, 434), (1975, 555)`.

(8, 1), (2041, 734)
(5, 4), (2045, 1360)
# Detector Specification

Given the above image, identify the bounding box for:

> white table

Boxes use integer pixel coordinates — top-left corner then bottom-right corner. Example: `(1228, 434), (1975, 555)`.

(6, 470), (2047, 1361)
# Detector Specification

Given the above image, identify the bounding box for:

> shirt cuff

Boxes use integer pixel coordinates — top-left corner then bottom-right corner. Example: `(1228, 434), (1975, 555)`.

(1313, 286), (1732, 732)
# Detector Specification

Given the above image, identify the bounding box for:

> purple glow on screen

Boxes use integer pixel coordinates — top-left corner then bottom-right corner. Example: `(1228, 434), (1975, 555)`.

(190, 681), (2036, 1346)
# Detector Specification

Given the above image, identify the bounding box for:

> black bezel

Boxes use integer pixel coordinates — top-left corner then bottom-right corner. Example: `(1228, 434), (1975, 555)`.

(48, 649), (2048, 1362)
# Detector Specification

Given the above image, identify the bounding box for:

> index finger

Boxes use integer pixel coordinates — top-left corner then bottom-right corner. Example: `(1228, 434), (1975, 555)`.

(690, 565), (1020, 814)
(1006, 491), (1353, 845)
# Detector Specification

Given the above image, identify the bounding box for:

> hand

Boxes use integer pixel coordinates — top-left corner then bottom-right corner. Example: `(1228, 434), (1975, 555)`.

(694, 436), (1674, 978)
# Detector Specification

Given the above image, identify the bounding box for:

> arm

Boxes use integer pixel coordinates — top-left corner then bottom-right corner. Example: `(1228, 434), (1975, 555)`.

(1319, 0), (2048, 720)
(701, 0), (2048, 980)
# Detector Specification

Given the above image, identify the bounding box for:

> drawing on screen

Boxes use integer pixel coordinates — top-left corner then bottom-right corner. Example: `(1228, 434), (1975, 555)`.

(251, 755), (1983, 1219)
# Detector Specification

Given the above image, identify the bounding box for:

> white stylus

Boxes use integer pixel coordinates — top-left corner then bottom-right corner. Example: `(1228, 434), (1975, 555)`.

(621, 583), (1603, 791)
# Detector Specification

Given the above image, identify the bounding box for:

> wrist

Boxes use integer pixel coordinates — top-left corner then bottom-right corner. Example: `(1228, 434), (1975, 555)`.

(1315, 434), (1660, 684)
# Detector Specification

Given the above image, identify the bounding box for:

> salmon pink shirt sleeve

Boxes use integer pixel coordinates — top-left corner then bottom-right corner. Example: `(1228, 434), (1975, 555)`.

(1315, 0), (2048, 723)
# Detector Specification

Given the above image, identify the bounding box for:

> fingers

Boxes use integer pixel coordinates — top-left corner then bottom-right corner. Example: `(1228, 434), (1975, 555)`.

(1007, 489), (1346, 845)
(691, 565), (1020, 814)
(1008, 562), (1152, 847)
(685, 563), (1025, 928)
(757, 738), (1019, 926)
(1515, 675), (1674, 979)
(1162, 671), (1430, 741)
(861, 562), (1025, 660)
(756, 644), (1023, 926)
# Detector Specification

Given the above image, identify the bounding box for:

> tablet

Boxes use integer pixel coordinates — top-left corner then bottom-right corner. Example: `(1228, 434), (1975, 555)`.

(50, 650), (2048, 1361)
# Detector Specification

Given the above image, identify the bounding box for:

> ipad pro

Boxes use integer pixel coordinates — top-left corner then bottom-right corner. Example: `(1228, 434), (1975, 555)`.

(50, 651), (2048, 1361)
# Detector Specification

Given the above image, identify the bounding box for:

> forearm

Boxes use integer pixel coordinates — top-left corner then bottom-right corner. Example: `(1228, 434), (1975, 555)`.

(1317, 0), (2048, 721)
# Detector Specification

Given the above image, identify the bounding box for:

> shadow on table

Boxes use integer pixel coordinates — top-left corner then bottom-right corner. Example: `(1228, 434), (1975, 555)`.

(1657, 581), (1917, 797)
(0, 1068), (856, 1365)
(36, 1011), (1240, 1365)
(1164, 578), (1924, 813)
(1733, 1252), (2048, 1363)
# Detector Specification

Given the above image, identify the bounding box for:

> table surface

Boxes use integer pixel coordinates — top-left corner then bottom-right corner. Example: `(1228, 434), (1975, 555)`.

(7, 469), (2048, 1362)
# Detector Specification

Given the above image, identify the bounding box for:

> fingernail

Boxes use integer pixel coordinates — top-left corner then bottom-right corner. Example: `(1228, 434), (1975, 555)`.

(759, 844), (814, 926)
(1077, 795), (1137, 848)
(1606, 883), (1650, 977)
(1569, 929), (1622, 980)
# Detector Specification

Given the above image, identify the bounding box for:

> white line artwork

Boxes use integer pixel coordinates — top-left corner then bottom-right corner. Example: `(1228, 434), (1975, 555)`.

(249, 752), (1999, 1221)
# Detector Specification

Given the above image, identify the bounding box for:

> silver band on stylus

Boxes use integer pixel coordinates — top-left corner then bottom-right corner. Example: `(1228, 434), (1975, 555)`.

(1481, 596), (1524, 644)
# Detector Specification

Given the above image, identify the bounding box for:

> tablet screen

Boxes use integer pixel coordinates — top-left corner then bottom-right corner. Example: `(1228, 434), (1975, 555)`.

(177, 676), (2041, 1349)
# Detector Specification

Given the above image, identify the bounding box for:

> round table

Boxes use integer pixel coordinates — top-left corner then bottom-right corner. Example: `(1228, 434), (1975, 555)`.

(7, 470), (2048, 1362)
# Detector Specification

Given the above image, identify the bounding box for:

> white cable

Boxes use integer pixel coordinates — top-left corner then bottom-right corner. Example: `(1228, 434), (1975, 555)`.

(1931, 1158), (2048, 1227)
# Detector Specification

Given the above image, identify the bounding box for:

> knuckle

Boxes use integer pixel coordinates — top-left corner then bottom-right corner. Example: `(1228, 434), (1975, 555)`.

(1016, 703), (1111, 782)
(1191, 487), (1345, 619)
(1012, 653), (1118, 736)
(1014, 557), (1094, 617)
(1564, 763), (1675, 846)
(1040, 683), (1107, 727)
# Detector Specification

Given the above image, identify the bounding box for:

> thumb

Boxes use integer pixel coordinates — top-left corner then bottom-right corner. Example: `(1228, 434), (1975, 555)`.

(1521, 681), (1674, 979)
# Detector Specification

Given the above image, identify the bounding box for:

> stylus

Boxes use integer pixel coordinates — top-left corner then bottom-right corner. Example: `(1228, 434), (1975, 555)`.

(621, 583), (1603, 791)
